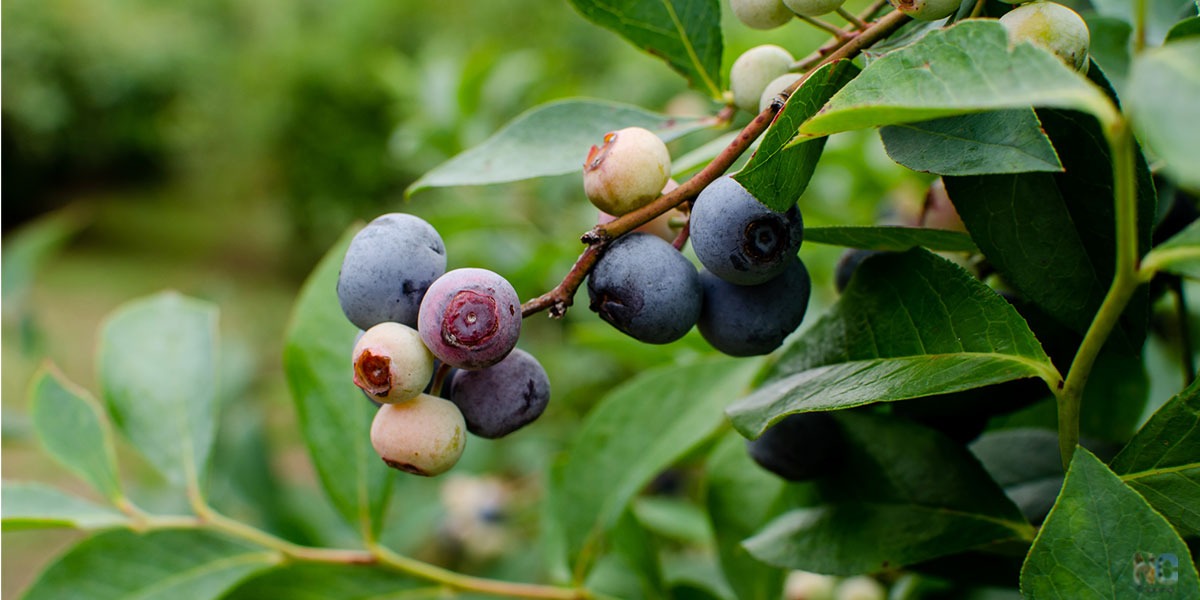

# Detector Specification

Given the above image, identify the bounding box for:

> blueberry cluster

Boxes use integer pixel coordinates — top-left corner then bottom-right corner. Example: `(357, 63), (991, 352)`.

(583, 126), (812, 357)
(337, 213), (550, 476)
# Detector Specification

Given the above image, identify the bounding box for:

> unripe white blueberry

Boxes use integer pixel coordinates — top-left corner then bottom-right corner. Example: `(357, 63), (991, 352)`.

(730, 0), (794, 30)
(888, 0), (960, 21)
(583, 127), (671, 217)
(596, 179), (685, 242)
(370, 394), (466, 477)
(730, 45), (795, 113)
(353, 322), (435, 403)
(834, 576), (886, 600)
(1000, 1), (1090, 72)
(758, 72), (804, 113)
(783, 0), (847, 17)
(784, 570), (836, 600)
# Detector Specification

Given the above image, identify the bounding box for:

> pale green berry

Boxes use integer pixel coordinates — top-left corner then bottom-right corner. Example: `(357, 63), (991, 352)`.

(889, 0), (961, 21)
(783, 0), (847, 17)
(353, 322), (435, 403)
(370, 394), (466, 477)
(1000, 1), (1090, 72)
(583, 127), (671, 216)
(758, 72), (804, 113)
(730, 45), (795, 113)
(730, 0), (794, 30)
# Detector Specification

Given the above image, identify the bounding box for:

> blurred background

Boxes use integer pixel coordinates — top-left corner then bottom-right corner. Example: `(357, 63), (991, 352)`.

(2, 0), (933, 596)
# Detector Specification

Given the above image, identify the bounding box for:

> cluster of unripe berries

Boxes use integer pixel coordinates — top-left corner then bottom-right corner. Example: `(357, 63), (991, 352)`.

(338, 214), (549, 476)
(582, 128), (812, 356)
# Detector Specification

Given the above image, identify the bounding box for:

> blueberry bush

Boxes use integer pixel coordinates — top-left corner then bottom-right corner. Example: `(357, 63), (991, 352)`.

(6, 0), (1200, 599)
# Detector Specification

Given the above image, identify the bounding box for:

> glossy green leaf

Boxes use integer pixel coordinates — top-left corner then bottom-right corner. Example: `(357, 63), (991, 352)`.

(21, 528), (280, 600)
(803, 226), (976, 252)
(29, 366), (123, 502)
(550, 357), (759, 574)
(408, 99), (704, 195)
(728, 250), (1057, 437)
(745, 411), (1032, 575)
(225, 563), (427, 600)
(98, 291), (218, 488)
(1166, 16), (1200, 41)
(970, 429), (1064, 525)
(704, 434), (786, 600)
(2, 481), (127, 531)
(566, 0), (722, 97)
(1110, 379), (1200, 536)
(1086, 19), (1132, 94)
(1127, 40), (1200, 191)
(944, 77), (1156, 345)
(800, 21), (1118, 137)
(283, 226), (391, 538)
(879, 110), (1062, 175)
(733, 60), (859, 212)
(1020, 448), (1200, 599)
(1145, 220), (1200, 281)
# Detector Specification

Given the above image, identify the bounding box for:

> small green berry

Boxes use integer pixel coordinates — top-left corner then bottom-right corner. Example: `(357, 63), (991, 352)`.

(370, 394), (466, 477)
(783, 0), (847, 17)
(583, 127), (671, 216)
(353, 322), (435, 403)
(1000, 1), (1090, 72)
(758, 72), (803, 113)
(730, 0), (794, 30)
(730, 45), (795, 113)
(888, 0), (961, 21)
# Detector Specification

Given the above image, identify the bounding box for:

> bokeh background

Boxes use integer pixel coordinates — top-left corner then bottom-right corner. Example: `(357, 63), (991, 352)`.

(3, 0), (961, 596)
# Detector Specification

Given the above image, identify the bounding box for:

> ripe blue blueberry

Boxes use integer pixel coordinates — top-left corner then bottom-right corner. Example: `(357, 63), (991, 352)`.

(698, 257), (811, 356)
(690, 176), (804, 286)
(337, 213), (446, 330)
(587, 233), (702, 344)
(448, 348), (550, 439)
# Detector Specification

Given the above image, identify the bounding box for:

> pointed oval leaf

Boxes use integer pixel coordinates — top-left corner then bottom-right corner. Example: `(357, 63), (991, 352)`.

(20, 528), (281, 600)
(225, 563), (425, 600)
(803, 226), (976, 252)
(1020, 448), (1200, 599)
(728, 249), (1057, 437)
(1111, 379), (1200, 536)
(566, 0), (722, 97)
(2, 481), (127, 531)
(550, 357), (759, 573)
(29, 366), (123, 502)
(704, 434), (786, 600)
(733, 60), (860, 212)
(879, 109), (1062, 175)
(408, 99), (705, 195)
(98, 291), (218, 488)
(1143, 213), (1200, 280)
(799, 20), (1118, 136)
(745, 411), (1032, 575)
(283, 226), (392, 538)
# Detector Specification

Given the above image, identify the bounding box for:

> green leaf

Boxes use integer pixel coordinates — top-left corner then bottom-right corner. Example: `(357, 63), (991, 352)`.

(879, 110), (1062, 176)
(408, 99), (705, 195)
(704, 434), (786, 600)
(799, 21), (1118, 137)
(1091, 0), (1198, 46)
(1144, 219), (1200, 280)
(98, 291), (219, 488)
(1020, 447), (1200, 599)
(633, 497), (711, 546)
(970, 429), (1064, 525)
(733, 60), (860, 212)
(20, 528), (280, 600)
(566, 0), (722, 97)
(744, 411), (1032, 575)
(2, 481), (127, 531)
(1110, 379), (1200, 536)
(1, 209), (85, 324)
(29, 366), (123, 502)
(728, 249), (1056, 438)
(1127, 39), (1200, 191)
(1166, 16), (1200, 41)
(225, 563), (426, 600)
(803, 226), (976, 252)
(550, 357), (759, 574)
(283, 226), (391, 539)
(1086, 19), (1132, 94)
(944, 78), (1156, 345)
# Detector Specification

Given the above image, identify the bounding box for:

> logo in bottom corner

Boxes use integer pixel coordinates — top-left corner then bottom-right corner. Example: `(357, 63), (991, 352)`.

(1133, 552), (1180, 591)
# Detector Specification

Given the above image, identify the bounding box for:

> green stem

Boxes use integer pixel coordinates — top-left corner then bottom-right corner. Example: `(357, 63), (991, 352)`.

(1134, 0), (1148, 53)
(371, 543), (588, 600)
(1055, 120), (1140, 469)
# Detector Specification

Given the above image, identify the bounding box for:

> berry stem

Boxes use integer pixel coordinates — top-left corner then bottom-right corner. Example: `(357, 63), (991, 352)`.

(797, 14), (854, 40)
(836, 7), (869, 31)
(520, 9), (910, 319)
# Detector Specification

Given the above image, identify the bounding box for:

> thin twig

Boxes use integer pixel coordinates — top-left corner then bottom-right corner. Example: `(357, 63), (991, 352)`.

(798, 14), (854, 39)
(837, 6), (870, 30)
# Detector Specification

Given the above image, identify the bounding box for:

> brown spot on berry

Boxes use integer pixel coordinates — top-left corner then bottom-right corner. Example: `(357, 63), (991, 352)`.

(443, 290), (499, 348)
(382, 457), (430, 476)
(354, 350), (391, 396)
